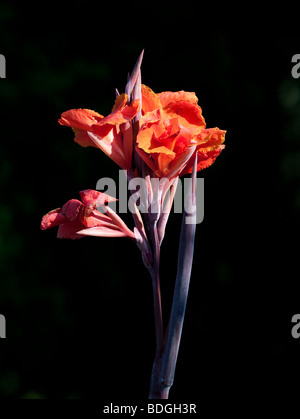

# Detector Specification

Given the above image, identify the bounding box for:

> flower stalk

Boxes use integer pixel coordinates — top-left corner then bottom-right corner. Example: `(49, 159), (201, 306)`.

(159, 153), (198, 398)
(148, 153), (198, 399)
(41, 51), (225, 400)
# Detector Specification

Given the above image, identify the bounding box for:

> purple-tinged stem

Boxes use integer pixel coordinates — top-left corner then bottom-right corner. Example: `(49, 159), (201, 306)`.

(133, 70), (142, 124)
(125, 51), (144, 174)
(157, 177), (179, 246)
(148, 220), (165, 399)
(132, 69), (143, 175)
(156, 153), (198, 399)
(125, 49), (144, 100)
(150, 222), (164, 353)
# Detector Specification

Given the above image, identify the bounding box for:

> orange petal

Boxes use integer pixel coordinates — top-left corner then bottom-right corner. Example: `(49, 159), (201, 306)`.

(172, 127), (193, 155)
(87, 131), (127, 169)
(98, 99), (140, 127)
(141, 84), (162, 114)
(158, 90), (198, 106)
(111, 93), (128, 113)
(167, 144), (197, 179)
(139, 107), (162, 127)
(136, 125), (153, 153)
(150, 144), (176, 156)
(167, 101), (206, 133)
(58, 109), (103, 131)
(136, 123), (176, 156)
(72, 128), (98, 148)
(196, 127), (226, 152)
(197, 145), (225, 171)
(154, 153), (174, 176)
(181, 145), (225, 175)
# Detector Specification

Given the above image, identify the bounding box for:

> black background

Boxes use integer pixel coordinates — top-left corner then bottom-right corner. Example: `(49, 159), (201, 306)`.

(0, 3), (299, 411)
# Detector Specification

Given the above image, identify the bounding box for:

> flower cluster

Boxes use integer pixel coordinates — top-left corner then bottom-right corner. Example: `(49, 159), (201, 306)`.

(42, 61), (225, 242)
(136, 85), (225, 177)
(58, 84), (225, 180)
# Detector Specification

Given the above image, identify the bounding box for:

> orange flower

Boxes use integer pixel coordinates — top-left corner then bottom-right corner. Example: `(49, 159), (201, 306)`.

(58, 94), (140, 170)
(136, 85), (225, 178)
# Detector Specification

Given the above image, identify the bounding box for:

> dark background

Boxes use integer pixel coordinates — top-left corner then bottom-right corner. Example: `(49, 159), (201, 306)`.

(0, 3), (299, 410)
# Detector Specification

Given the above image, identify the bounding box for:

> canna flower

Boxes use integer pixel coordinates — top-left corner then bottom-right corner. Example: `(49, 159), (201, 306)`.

(135, 85), (225, 178)
(40, 50), (227, 399)
(40, 189), (135, 240)
(58, 94), (140, 170)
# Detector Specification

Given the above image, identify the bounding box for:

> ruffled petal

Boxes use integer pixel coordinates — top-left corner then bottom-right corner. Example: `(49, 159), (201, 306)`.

(167, 144), (196, 179)
(41, 200), (83, 232)
(79, 189), (117, 208)
(197, 145), (225, 171)
(166, 101), (206, 134)
(137, 123), (176, 156)
(157, 90), (198, 106)
(58, 109), (103, 131)
(141, 85), (162, 114)
(72, 128), (98, 148)
(154, 153), (174, 176)
(40, 208), (67, 230)
(97, 98), (140, 127)
(111, 93), (128, 113)
(61, 199), (83, 221)
(181, 145), (225, 175)
(196, 127), (226, 152)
